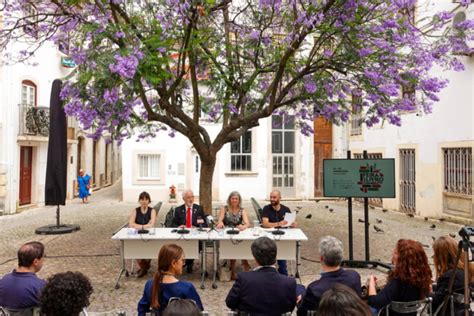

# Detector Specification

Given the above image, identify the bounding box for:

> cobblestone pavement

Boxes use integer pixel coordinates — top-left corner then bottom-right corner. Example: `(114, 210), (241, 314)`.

(0, 182), (467, 315)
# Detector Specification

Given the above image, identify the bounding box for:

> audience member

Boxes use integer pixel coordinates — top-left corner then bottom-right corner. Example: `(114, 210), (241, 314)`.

(39, 271), (93, 316)
(431, 236), (466, 314)
(368, 239), (432, 316)
(261, 190), (297, 275)
(0, 241), (46, 309)
(137, 244), (203, 315)
(216, 191), (251, 279)
(128, 191), (157, 277)
(162, 298), (201, 316)
(226, 237), (297, 315)
(318, 283), (371, 316)
(297, 236), (361, 315)
(172, 190), (207, 273)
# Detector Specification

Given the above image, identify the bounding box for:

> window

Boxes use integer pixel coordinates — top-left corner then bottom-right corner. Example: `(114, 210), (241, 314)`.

(230, 130), (252, 171)
(443, 147), (472, 195)
(21, 80), (36, 106)
(350, 93), (363, 136)
(138, 154), (160, 179)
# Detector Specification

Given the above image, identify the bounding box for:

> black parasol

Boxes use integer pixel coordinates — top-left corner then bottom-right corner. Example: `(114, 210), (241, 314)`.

(35, 79), (80, 234)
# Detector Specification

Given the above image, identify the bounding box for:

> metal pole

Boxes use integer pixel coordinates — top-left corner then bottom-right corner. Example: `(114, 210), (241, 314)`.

(56, 204), (60, 228)
(347, 150), (353, 260)
(363, 150), (370, 261)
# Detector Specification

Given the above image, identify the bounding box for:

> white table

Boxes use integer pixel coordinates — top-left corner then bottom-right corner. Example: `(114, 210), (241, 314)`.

(111, 227), (211, 289)
(111, 227), (308, 289)
(208, 227), (308, 288)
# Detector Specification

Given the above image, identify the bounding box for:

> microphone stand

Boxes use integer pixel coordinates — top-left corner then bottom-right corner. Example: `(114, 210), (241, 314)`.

(272, 222), (285, 235)
(227, 222), (240, 235)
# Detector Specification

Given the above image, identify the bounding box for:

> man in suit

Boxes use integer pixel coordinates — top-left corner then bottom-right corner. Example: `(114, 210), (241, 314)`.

(297, 236), (361, 315)
(172, 189), (206, 273)
(226, 237), (297, 315)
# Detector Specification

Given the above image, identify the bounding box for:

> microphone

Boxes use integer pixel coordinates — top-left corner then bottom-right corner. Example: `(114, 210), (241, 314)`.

(271, 218), (285, 235)
(137, 208), (149, 234)
(206, 215), (215, 226)
(176, 207), (190, 234)
(227, 222), (239, 235)
(197, 216), (205, 231)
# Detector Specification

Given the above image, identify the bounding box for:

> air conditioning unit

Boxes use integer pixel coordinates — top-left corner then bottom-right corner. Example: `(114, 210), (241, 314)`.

(452, 10), (474, 56)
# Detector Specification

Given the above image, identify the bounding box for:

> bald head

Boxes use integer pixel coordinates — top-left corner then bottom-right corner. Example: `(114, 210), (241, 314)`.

(269, 190), (281, 206)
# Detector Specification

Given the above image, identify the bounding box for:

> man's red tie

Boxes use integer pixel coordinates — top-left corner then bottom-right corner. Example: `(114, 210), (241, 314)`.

(186, 207), (191, 228)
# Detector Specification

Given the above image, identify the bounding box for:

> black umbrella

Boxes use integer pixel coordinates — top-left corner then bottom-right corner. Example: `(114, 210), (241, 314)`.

(35, 79), (80, 235)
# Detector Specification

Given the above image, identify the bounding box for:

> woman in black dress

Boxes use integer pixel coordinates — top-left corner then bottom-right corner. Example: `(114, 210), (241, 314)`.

(128, 191), (157, 277)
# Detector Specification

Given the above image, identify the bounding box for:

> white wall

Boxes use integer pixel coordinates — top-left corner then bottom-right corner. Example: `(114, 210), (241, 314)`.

(122, 117), (315, 204)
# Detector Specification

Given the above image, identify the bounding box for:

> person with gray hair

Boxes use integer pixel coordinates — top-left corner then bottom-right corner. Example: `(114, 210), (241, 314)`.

(226, 237), (298, 315)
(171, 189), (207, 273)
(297, 236), (361, 316)
(216, 191), (251, 279)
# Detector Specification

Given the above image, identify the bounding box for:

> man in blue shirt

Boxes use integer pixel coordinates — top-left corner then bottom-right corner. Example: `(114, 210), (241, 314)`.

(261, 190), (297, 275)
(297, 236), (361, 315)
(0, 241), (47, 309)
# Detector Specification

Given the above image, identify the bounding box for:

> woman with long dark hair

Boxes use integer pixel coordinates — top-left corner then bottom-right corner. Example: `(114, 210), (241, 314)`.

(368, 239), (432, 316)
(128, 191), (156, 277)
(137, 244), (203, 315)
(318, 283), (371, 316)
(431, 235), (470, 314)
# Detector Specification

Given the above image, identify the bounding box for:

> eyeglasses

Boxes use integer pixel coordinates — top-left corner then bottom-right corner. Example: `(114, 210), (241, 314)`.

(168, 297), (197, 306)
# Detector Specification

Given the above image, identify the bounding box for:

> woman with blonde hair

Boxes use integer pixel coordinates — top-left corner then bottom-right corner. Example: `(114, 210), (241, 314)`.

(216, 191), (251, 279)
(137, 244), (203, 315)
(431, 235), (471, 314)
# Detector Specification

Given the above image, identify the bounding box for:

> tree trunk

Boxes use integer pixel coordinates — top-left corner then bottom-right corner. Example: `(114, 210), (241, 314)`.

(199, 155), (216, 215)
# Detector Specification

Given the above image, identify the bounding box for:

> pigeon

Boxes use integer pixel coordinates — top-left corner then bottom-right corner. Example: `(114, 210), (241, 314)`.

(329, 208), (334, 213)
(382, 209), (388, 213)
(374, 225), (384, 233)
(424, 217), (429, 221)
(421, 243), (430, 248)
(305, 214), (312, 219)
(439, 218), (446, 222)
(407, 214), (415, 218)
(315, 200), (320, 203)
(432, 236), (436, 241)
(376, 219), (383, 224)
(449, 233), (456, 238)
(369, 205), (375, 209)
(430, 224), (436, 230)
(358, 218), (370, 225)
(325, 205), (329, 209)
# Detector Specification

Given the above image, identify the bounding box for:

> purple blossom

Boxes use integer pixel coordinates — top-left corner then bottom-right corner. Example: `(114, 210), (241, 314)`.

(109, 54), (139, 79)
(358, 47), (373, 58)
(304, 80), (317, 94)
(115, 31), (125, 39)
(103, 88), (120, 104)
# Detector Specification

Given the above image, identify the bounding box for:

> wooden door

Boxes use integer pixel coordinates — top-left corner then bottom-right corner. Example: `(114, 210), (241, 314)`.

(19, 146), (33, 205)
(313, 118), (332, 197)
(314, 143), (332, 196)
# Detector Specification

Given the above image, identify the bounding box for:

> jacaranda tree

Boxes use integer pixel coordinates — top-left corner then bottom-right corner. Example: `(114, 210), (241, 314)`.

(1, 0), (472, 212)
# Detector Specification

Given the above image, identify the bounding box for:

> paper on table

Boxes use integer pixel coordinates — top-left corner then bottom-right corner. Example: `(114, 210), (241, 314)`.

(282, 212), (296, 227)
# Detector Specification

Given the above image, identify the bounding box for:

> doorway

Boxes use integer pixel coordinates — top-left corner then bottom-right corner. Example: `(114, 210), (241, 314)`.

(19, 146), (33, 205)
(271, 115), (295, 197)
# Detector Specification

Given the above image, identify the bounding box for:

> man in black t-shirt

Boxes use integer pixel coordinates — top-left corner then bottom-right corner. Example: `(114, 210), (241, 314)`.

(261, 190), (297, 275)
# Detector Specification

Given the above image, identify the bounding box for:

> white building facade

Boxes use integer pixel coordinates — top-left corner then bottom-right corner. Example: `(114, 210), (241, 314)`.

(0, 25), (122, 215)
(343, 2), (473, 223)
(122, 116), (314, 205)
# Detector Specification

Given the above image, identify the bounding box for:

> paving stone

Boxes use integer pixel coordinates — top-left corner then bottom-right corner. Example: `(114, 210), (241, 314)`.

(0, 183), (464, 315)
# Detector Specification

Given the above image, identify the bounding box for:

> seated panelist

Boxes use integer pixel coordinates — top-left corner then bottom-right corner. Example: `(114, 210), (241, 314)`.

(216, 191), (251, 279)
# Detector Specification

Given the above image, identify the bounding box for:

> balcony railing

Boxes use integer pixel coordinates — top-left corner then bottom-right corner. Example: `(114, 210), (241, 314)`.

(18, 104), (49, 136)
